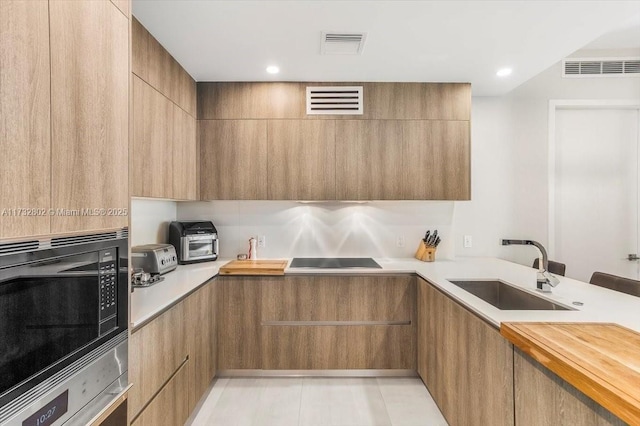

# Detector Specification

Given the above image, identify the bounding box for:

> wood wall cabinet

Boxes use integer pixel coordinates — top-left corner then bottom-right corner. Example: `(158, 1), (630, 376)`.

(197, 82), (471, 121)
(199, 120), (268, 200)
(49, 0), (129, 233)
(514, 349), (625, 426)
(132, 76), (173, 198)
(0, 0), (51, 239)
(335, 121), (403, 200)
(131, 17), (197, 200)
(131, 76), (197, 200)
(402, 121), (470, 200)
(267, 120), (336, 200)
(417, 278), (514, 426)
(132, 18), (196, 116)
(197, 82), (471, 201)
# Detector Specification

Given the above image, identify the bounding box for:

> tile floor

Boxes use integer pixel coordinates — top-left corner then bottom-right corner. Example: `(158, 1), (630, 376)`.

(187, 377), (448, 426)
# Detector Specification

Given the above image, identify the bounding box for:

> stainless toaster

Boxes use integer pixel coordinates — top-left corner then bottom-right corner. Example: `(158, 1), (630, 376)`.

(131, 244), (178, 275)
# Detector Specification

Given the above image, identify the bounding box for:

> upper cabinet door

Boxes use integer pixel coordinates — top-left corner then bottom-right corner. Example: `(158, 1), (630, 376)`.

(335, 121), (403, 200)
(200, 120), (268, 200)
(49, 0), (129, 233)
(402, 121), (470, 200)
(132, 76), (174, 198)
(267, 120), (336, 200)
(1, 1), (51, 239)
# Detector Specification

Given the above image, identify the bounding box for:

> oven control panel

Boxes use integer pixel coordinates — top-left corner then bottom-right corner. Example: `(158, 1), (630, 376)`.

(98, 249), (117, 323)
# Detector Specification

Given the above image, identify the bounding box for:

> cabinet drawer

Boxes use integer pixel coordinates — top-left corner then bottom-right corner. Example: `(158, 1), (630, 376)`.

(129, 302), (187, 419)
(262, 325), (415, 370)
(262, 275), (416, 322)
(130, 359), (189, 426)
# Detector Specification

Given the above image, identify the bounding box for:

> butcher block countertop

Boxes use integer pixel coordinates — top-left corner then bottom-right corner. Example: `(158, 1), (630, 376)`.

(219, 259), (289, 275)
(501, 322), (640, 425)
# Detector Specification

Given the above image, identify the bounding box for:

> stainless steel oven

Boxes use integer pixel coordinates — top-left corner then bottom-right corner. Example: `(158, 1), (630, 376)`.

(0, 229), (128, 426)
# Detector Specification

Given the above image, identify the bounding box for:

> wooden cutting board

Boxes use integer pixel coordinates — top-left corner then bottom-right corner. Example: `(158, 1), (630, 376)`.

(501, 322), (640, 425)
(219, 260), (288, 276)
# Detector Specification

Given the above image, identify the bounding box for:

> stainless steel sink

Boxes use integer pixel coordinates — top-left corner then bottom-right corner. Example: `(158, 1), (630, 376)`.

(447, 279), (573, 311)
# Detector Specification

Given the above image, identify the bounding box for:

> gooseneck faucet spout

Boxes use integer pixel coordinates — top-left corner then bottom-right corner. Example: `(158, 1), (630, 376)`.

(501, 239), (560, 293)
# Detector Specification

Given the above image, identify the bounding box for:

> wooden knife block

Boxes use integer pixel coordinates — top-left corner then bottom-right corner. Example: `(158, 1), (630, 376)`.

(415, 241), (436, 262)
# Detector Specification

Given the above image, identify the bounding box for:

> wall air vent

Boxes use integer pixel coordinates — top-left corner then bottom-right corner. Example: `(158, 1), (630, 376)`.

(321, 32), (367, 55)
(306, 86), (364, 115)
(562, 57), (640, 77)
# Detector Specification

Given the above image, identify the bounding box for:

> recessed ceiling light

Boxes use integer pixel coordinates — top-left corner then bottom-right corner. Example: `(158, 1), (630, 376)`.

(496, 68), (512, 77)
(266, 65), (280, 74)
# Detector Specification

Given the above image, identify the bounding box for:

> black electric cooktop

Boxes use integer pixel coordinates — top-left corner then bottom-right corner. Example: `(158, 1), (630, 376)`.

(289, 257), (381, 269)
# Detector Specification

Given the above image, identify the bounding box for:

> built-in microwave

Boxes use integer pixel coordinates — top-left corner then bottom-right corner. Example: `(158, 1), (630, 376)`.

(0, 229), (129, 425)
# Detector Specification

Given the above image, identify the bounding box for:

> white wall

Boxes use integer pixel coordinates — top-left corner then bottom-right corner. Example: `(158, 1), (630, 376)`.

(463, 48), (640, 267)
(130, 199), (177, 246)
(177, 201), (455, 259)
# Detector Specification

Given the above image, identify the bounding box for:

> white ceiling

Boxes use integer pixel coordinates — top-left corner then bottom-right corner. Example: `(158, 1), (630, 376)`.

(132, 1), (640, 96)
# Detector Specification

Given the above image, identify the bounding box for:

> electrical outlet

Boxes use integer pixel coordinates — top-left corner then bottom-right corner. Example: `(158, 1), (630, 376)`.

(464, 235), (473, 248)
(258, 235), (266, 248)
(396, 235), (405, 248)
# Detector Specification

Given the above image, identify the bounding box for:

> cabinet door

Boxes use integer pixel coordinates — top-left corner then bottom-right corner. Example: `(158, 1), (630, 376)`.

(129, 302), (187, 420)
(200, 120), (267, 200)
(267, 120), (336, 200)
(131, 75), (173, 198)
(335, 120), (403, 200)
(514, 349), (625, 426)
(0, 1), (50, 239)
(402, 120), (470, 200)
(172, 104), (197, 200)
(421, 278), (514, 426)
(185, 281), (216, 412)
(50, 0), (129, 233)
(130, 360), (189, 426)
(417, 279), (428, 382)
(218, 277), (263, 369)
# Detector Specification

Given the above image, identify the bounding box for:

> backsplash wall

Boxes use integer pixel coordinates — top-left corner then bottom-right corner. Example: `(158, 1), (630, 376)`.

(130, 198), (177, 246)
(177, 201), (455, 259)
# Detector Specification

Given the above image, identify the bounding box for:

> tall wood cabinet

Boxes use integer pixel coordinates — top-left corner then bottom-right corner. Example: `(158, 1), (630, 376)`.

(1, 0), (130, 238)
(49, 0), (129, 233)
(0, 1), (51, 239)
(417, 278), (514, 426)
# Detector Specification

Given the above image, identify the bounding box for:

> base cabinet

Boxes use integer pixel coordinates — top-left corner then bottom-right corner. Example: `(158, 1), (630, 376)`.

(130, 360), (189, 426)
(218, 275), (416, 371)
(514, 349), (625, 426)
(417, 278), (514, 426)
(129, 279), (216, 424)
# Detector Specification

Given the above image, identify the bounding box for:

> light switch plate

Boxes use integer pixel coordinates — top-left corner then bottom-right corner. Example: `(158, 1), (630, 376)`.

(464, 235), (473, 248)
(258, 235), (266, 248)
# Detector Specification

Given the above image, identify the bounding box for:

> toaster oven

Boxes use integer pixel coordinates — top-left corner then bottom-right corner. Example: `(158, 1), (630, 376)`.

(169, 221), (219, 264)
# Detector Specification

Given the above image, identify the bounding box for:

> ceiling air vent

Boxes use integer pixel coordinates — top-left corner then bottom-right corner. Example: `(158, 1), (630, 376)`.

(306, 86), (363, 115)
(563, 57), (640, 78)
(321, 32), (367, 55)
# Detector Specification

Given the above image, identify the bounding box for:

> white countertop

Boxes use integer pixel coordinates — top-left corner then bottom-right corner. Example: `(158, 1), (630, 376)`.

(130, 257), (640, 333)
(130, 259), (229, 329)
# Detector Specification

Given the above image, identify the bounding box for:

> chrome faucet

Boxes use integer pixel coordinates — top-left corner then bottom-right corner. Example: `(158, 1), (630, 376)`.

(501, 239), (560, 293)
